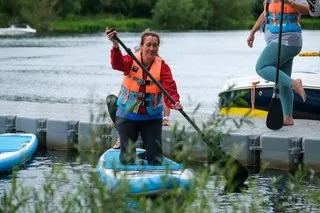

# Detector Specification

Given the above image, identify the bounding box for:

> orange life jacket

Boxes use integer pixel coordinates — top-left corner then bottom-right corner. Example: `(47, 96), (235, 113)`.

(264, 0), (301, 33)
(117, 53), (163, 115)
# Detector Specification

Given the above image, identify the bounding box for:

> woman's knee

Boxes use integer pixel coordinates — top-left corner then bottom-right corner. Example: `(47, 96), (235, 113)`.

(120, 151), (136, 165)
(147, 155), (163, 166)
(255, 63), (264, 77)
(145, 141), (163, 165)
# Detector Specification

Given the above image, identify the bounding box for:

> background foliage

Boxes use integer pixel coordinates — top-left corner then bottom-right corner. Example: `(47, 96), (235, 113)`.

(0, 0), (318, 33)
(0, 0), (260, 32)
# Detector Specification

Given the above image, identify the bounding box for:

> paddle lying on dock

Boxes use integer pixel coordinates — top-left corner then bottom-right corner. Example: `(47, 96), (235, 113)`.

(299, 51), (320, 57)
(266, 0), (284, 130)
(107, 30), (248, 192)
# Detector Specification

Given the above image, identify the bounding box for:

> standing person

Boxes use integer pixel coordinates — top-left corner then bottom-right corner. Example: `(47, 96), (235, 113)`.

(247, 0), (309, 126)
(109, 41), (172, 149)
(105, 28), (182, 165)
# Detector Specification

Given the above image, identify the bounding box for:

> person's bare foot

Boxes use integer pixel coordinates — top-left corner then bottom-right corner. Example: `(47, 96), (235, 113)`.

(283, 116), (294, 126)
(112, 138), (120, 149)
(292, 79), (306, 102)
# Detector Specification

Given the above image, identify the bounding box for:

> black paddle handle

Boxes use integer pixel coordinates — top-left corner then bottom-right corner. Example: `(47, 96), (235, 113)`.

(109, 31), (207, 141)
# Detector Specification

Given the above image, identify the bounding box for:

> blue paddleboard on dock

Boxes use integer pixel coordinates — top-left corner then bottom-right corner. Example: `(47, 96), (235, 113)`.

(97, 148), (193, 195)
(0, 133), (38, 172)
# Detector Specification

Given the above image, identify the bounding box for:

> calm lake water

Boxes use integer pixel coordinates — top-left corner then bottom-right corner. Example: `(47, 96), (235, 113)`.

(1, 31), (320, 212)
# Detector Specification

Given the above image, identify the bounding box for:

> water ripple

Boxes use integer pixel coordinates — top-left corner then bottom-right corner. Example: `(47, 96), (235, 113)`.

(0, 55), (61, 62)
(0, 94), (99, 104)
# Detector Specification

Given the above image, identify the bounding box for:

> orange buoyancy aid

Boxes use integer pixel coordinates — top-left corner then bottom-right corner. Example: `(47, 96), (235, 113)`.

(116, 53), (163, 115)
(264, 0), (301, 33)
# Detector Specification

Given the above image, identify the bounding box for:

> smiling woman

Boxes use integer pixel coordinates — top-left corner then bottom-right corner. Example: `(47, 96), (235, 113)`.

(105, 27), (182, 166)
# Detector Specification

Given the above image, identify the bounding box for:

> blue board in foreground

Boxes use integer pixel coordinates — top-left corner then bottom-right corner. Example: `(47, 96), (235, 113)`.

(0, 133), (38, 172)
(97, 148), (193, 196)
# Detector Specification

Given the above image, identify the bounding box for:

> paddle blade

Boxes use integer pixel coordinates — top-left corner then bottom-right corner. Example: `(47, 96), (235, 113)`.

(266, 97), (283, 130)
(106, 94), (118, 124)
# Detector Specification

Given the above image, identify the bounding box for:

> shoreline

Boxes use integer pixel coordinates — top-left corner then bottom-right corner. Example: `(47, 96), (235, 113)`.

(47, 17), (320, 35)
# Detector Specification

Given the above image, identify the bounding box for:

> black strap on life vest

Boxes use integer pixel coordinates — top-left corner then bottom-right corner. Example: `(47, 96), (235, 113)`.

(133, 76), (154, 86)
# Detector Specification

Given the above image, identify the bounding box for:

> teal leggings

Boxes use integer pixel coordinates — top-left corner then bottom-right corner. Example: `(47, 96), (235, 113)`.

(256, 42), (301, 117)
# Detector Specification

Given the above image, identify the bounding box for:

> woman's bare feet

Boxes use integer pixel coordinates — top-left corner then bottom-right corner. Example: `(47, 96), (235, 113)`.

(112, 138), (120, 149)
(292, 79), (306, 102)
(283, 116), (294, 126)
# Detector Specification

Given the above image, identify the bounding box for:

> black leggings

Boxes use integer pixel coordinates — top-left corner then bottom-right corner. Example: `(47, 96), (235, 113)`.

(116, 116), (163, 166)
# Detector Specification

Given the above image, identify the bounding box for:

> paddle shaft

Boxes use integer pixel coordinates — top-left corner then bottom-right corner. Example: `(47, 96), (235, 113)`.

(266, 0), (285, 130)
(274, 0), (285, 95)
(113, 35), (207, 141)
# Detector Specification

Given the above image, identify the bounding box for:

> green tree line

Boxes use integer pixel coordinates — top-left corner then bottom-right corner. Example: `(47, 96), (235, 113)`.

(1, 0), (318, 33)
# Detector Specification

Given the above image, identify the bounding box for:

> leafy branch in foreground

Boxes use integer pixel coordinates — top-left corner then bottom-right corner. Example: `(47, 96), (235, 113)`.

(1, 102), (320, 212)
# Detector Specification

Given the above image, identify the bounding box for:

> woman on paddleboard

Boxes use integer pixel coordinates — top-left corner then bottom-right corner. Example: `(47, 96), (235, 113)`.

(106, 28), (182, 165)
(107, 43), (172, 149)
